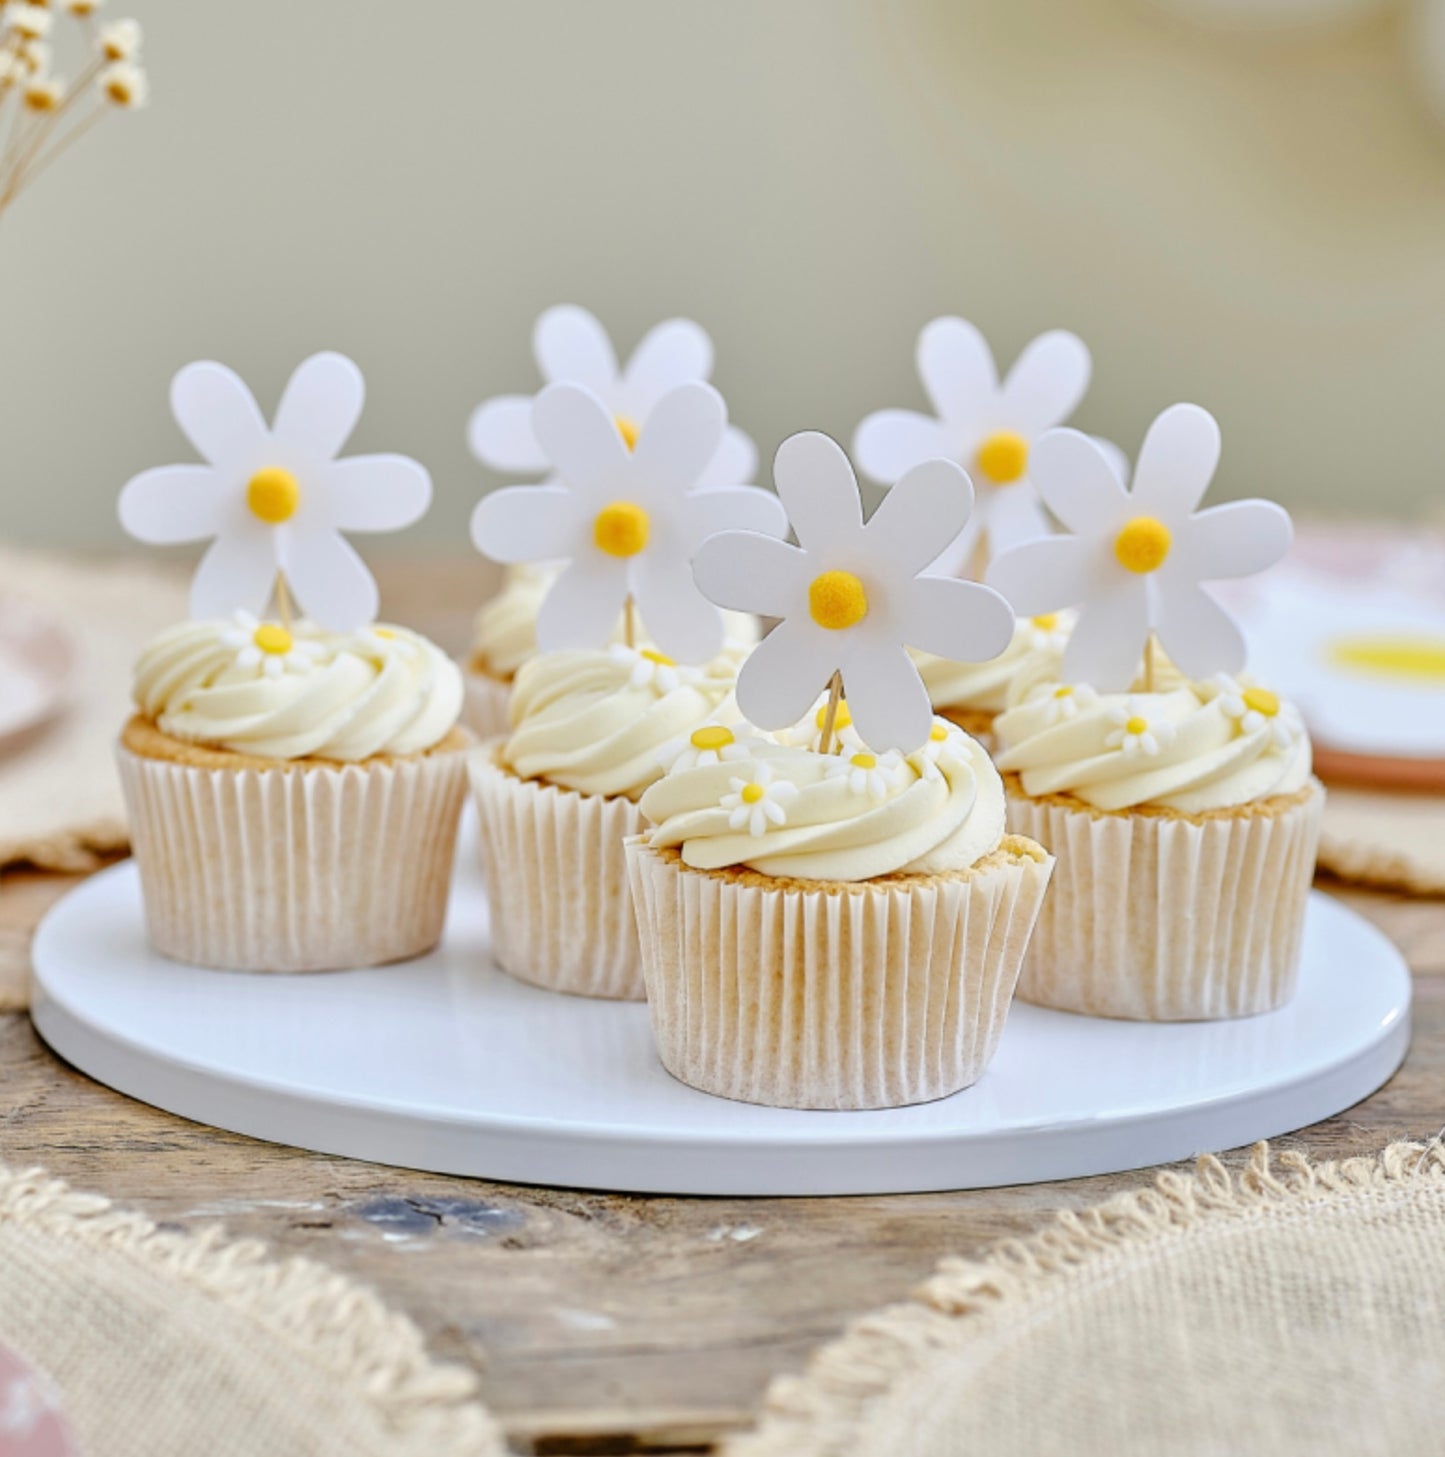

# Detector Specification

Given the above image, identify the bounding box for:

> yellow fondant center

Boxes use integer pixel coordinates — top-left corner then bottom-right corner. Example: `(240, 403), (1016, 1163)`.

(253, 623), (292, 655)
(1125, 715), (1148, 736)
(741, 783), (766, 804)
(808, 570), (869, 630)
(1114, 517), (1171, 574)
(1053, 685), (1074, 699)
(691, 725), (735, 751)
(976, 431), (1028, 485)
(374, 627), (396, 639)
(246, 467), (301, 524)
(1032, 613), (1058, 631)
(614, 414), (640, 451)
(1242, 686), (1279, 717)
(1327, 634), (1445, 684)
(640, 648), (675, 667)
(929, 723), (949, 741)
(850, 752), (877, 770)
(593, 501), (650, 557)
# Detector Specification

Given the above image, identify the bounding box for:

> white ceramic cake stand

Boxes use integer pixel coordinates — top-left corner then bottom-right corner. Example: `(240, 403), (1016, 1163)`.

(30, 820), (1411, 1196)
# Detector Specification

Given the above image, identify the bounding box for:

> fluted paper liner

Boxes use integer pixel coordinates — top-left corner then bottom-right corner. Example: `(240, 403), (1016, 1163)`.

(461, 668), (512, 742)
(117, 742), (469, 973)
(469, 746), (646, 1000)
(625, 837), (1055, 1110)
(1006, 781), (1324, 1021)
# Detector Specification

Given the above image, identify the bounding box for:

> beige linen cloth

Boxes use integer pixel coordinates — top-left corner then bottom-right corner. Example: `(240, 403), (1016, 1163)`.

(0, 1162), (505, 1457)
(729, 1139), (1445, 1457)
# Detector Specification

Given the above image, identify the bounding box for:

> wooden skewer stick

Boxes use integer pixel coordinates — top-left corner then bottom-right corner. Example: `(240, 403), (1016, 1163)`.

(818, 670), (844, 756)
(623, 593), (636, 650)
(1143, 630), (1158, 694)
(274, 572), (294, 633)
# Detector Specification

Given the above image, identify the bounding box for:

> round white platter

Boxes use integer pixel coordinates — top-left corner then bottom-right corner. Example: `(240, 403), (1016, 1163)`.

(31, 830), (1411, 1197)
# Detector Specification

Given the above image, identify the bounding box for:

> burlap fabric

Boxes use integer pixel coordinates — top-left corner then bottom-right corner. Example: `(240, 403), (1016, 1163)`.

(729, 1139), (1445, 1457)
(0, 1163), (505, 1457)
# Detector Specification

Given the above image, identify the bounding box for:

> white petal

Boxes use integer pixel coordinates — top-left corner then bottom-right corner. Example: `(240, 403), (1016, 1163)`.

(326, 455), (431, 532)
(695, 425), (757, 492)
(237, 646), (261, 669)
(865, 459), (974, 578)
(762, 797), (787, 825)
(621, 317), (714, 414)
(1060, 577), (1152, 692)
(983, 480), (1052, 556)
(685, 486), (789, 553)
(925, 510), (981, 578)
(531, 383), (631, 500)
(170, 360), (267, 468)
(631, 552), (725, 665)
(1153, 577), (1247, 681)
(471, 484), (585, 564)
(468, 395), (547, 473)
(1170, 499), (1292, 581)
(735, 615), (835, 730)
(852, 409), (954, 486)
(1029, 428), (1129, 534)
(284, 528), (378, 631)
(773, 431), (862, 555)
(118, 464), (227, 543)
(632, 382), (727, 496)
(1091, 436), (1131, 486)
(693, 531), (809, 618)
(916, 316), (997, 428)
(1128, 403), (1221, 524)
(997, 330), (1091, 434)
(842, 642), (933, 753)
(533, 304), (618, 396)
(534, 554), (630, 653)
(900, 576), (1015, 664)
(190, 529), (276, 620)
(986, 535), (1099, 617)
(272, 352), (365, 461)
(728, 805), (749, 831)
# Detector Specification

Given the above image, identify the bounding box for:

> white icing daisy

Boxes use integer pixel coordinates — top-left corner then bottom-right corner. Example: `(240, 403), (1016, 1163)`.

(825, 748), (909, 801)
(720, 761), (800, 837)
(656, 721), (765, 773)
(910, 718), (971, 782)
(1105, 699), (1177, 757)
(220, 610), (324, 679)
(1026, 681), (1099, 726)
(1210, 673), (1303, 752)
(608, 642), (694, 694)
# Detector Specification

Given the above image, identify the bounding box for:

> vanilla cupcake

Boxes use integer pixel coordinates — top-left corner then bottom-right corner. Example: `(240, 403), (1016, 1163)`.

(469, 642), (742, 1000)
(118, 613), (469, 973)
(626, 719), (1054, 1110)
(462, 563), (761, 740)
(913, 611), (1073, 745)
(994, 669), (1322, 1021)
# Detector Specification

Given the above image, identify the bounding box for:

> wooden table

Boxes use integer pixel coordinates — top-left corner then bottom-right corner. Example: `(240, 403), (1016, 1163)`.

(3, 563), (1443, 1456)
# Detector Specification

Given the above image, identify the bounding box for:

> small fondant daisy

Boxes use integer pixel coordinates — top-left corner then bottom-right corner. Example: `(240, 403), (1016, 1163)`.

(1026, 681), (1099, 726)
(221, 610), (324, 679)
(353, 625), (419, 660)
(1105, 700), (1177, 757)
(910, 718), (971, 782)
(721, 761), (800, 837)
(609, 642), (694, 694)
(1212, 674), (1303, 751)
(1025, 613), (1070, 654)
(656, 721), (764, 773)
(825, 748), (909, 801)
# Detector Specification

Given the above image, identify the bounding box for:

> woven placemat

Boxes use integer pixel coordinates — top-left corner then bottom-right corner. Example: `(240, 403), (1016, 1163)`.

(0, 1163), (505, 1457)
(727, 1139), (1445, 1457)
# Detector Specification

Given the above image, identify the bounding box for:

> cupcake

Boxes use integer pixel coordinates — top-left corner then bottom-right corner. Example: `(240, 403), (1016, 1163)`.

(119, 614), (469, 972)
(627, 716), (1054, 1109)
(913, 610), (1073, 745)
(994, 667), (1322, 1020)
(469, 643), (744, 1000)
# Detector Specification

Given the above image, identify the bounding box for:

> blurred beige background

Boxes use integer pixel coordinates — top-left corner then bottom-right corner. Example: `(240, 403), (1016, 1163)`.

(3, 0), (1444, 556)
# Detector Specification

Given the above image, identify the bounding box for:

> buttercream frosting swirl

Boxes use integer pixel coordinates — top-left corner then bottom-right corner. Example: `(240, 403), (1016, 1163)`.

(639, 719), (1005, 882)
(133, 615), (463, 761)
(502, 645), (741, 800)
(471, 562), (760, 681)
(913, 612), (1074, 716)
(994, 672), (1312, 813)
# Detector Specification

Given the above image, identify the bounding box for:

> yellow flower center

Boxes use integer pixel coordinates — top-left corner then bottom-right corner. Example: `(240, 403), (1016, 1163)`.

(691, 725), (735, 751)
(1327, 635), (1445, 684)
(976, 430), (1029, 485)
(1125, 716), (1148, 736)
(614, 414), (641, 451)
(929, 723), (949, 741)
(253, 623), (293, 655)
(246, 467), (301, 524)
(593, 501), (650, 557)
(815, 699), (853, 731)
(640, 648), (674, 667)
(741, 782), (766, 804)
(808, 570), (869, 630)
(850, 752), (877, 770)
(1032, 613), (1058, 631)
(374, 627), (395, 639)
(1242, 686), (1279, 718)
(1053, 685), (1074, 699)
(1114, 517), (1172, 574)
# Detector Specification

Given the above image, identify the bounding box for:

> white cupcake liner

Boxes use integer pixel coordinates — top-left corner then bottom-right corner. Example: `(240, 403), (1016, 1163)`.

(469, 746), (646, 1000)
(625, 837), (1055, 1110)
(1005, 782), (1324, 1021)
(461, 668), (512, 742)
(117, 740), (470, 973)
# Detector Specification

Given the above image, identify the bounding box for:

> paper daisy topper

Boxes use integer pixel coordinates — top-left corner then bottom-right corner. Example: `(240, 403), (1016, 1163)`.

(693, 432), (1016, 754)
(987, 403), (1292, 691)
(118, 352), (431, 632)
(471, 380), (787, 665)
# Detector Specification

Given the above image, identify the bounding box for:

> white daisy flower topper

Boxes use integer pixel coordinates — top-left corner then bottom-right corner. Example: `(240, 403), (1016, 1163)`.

(471, 381), (787, 665)
(118, 352), (431, 632)
(986, 404), (1292, 692)
(693, 432), (1016, 755)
